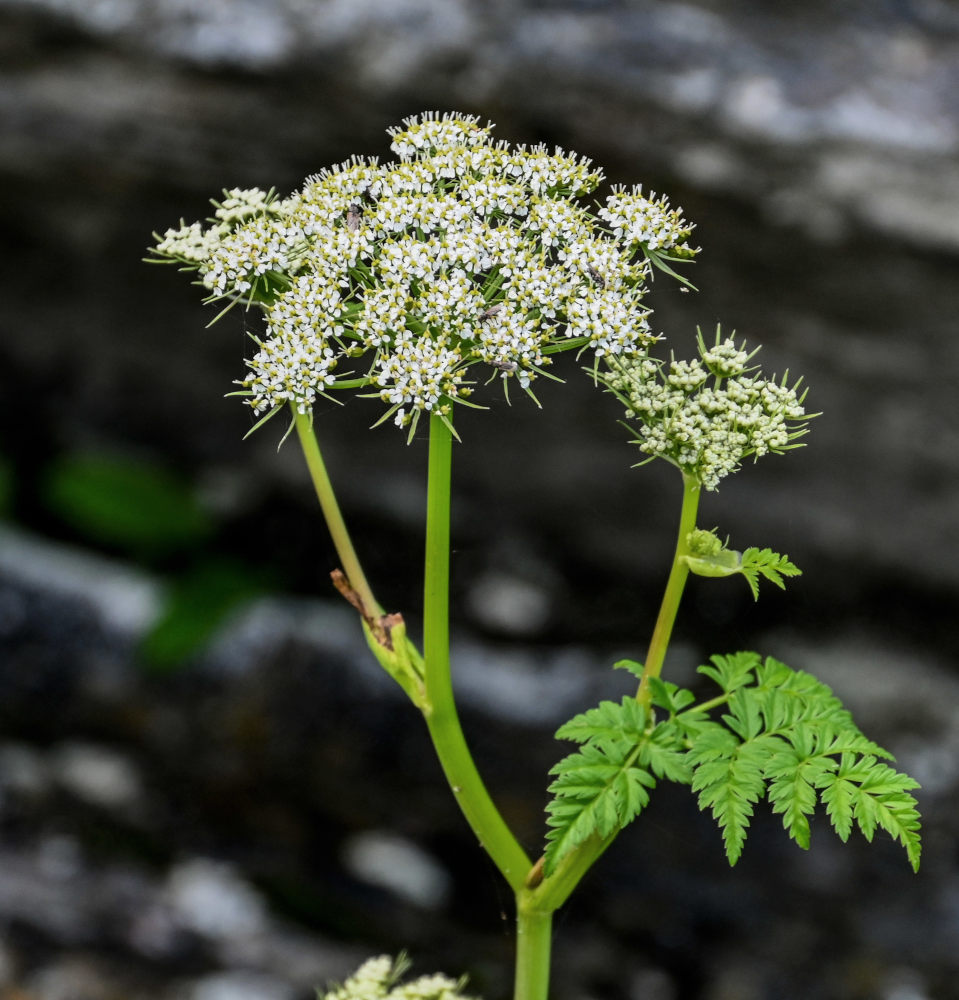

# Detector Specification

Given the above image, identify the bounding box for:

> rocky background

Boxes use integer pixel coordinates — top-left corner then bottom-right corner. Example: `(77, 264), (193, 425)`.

(1, 1), (958, 998)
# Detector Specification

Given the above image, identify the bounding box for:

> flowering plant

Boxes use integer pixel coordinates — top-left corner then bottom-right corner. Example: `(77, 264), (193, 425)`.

(151, 113), (920, 1000)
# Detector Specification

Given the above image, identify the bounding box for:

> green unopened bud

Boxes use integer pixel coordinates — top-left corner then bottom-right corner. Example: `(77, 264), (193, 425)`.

(687, 528), (726, 558)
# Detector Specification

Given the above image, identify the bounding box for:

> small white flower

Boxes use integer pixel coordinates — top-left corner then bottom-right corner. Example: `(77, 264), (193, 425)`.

(324, 955), (394, 1000)
(387, 111), (491, 160)
(212, 187), (279, 225)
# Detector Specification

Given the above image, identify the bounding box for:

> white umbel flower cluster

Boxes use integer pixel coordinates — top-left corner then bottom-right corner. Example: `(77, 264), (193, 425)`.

(322, 955), (475, 1000)
(598, 185), (699, 254)
(153, 188), (290, 267)
(149, 112), (699, 440)
(604, 328), (810, 490)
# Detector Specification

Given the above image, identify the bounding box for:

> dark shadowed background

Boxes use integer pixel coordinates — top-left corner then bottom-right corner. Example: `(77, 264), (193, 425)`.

(1, 2), (958, 998)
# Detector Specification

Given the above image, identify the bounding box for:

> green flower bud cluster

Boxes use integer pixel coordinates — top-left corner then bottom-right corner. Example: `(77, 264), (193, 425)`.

(322, 956), (474, 1000)
(149, 112), (698, 439)
(687, 527), (727, 557)
(604, 327), (811, 490)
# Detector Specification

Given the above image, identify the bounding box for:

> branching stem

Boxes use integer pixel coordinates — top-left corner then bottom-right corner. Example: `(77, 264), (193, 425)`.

(294, 416), (705, 1000)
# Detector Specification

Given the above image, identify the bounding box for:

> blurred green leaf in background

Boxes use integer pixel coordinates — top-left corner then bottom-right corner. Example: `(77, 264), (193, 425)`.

(43, 453), (213, 559)
(39, 452), (270, 669)
(141, 558), (266, 672)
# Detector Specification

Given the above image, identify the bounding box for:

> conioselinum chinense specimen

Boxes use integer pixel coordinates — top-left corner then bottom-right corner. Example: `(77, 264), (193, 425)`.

(150, 112), (920, 1000)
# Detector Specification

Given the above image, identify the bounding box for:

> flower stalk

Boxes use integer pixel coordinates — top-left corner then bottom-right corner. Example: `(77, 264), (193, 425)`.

(294, 408), (381, 617)
(421, 412), (532, 893)
(638, 472), (701, 707)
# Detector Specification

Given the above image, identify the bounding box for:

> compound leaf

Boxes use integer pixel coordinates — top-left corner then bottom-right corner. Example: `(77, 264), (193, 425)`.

(544, 652), (921, 874)
(677, 653), (921, 869)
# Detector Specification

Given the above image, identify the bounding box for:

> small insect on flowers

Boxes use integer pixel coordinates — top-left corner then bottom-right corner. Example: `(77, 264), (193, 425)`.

(346, 203), (364, 232)
(478, 303), (504, 323)
(587, 265), (606, 290)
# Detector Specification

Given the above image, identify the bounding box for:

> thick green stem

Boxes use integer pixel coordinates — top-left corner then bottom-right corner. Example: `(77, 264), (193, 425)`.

(513, 903), (552, 1000)
(293, 408), (381, 617)
(421, 413), (532, 893)
(638, 472), (701, 706)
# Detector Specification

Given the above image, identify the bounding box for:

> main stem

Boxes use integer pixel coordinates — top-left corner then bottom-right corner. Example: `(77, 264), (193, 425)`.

(421, 413), (532, 894)
(513, 906), (552, 1000)
(294, 408), (381, 617)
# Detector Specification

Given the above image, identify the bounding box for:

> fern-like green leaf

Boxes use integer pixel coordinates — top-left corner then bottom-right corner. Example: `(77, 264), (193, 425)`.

(763, 737), (838, 849)
(555, 697), (647, 745)
(679, 653), (921, 869)
(545, 741), (655, 873)
(545, 652), (921, 874)
(613, 658), (645, 679)
(682, 536), (801, 601)
(739, 548), (802, 600)
(545, 696), (678, 873)
(826, 753), (922, 871)
(724, 688), (766, 741)
(690, 734), (774, 864)
(821, 756), (856, 842)
(640, 721), (692, 784)
(648, 677), (697, 714)
(697, 651), (760, 694)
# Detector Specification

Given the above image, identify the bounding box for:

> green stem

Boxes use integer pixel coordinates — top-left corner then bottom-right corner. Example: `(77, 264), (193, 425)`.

(638, 472), (701, 706)
(522, 472), (703, 917)
(523, 833), (614, 914)
(682, 691), (730, 717)
(421, 412), (532, 893)
(513, 903), (552, 1000)
(293, 408), (381, 617)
